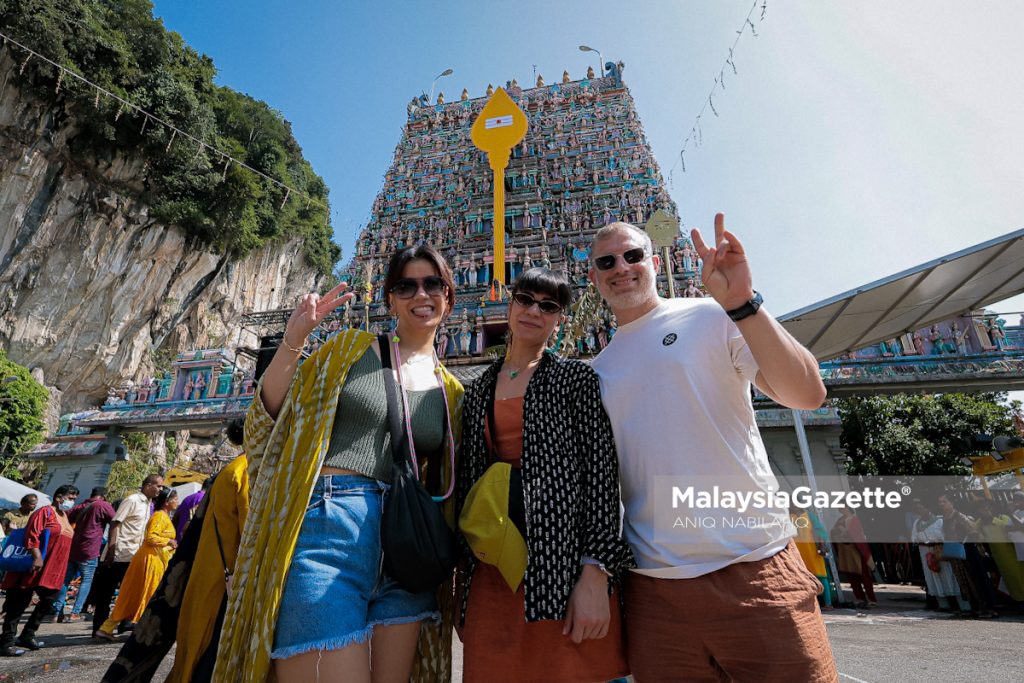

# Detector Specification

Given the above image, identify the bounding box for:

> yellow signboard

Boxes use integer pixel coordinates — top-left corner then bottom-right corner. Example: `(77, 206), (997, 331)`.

(471, 88), (528, 286)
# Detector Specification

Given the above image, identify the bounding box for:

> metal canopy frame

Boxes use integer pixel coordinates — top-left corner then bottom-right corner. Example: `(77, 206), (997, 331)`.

(779, 228), (1024, 360)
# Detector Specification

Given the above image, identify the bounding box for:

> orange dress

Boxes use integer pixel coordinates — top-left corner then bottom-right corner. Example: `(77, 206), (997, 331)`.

(462, 397), (629, 683)
(108, 510), (175, 624)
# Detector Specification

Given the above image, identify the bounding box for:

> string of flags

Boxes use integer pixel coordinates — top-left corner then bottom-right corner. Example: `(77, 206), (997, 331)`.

(0, 28), (330, 217)
(668, 0), (767, 187)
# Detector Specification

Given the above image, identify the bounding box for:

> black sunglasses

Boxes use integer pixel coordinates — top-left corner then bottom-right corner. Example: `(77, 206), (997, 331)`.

(593, 247), (648, 271)
(390, 276), (447, 299)
(512, 291), (563, 315)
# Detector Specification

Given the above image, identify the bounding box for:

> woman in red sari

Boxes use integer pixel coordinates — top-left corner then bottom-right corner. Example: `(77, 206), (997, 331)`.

(1, 484), (79, 656)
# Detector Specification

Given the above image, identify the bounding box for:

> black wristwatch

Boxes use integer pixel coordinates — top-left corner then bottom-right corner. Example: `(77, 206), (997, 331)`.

(726, 291), (763, 322)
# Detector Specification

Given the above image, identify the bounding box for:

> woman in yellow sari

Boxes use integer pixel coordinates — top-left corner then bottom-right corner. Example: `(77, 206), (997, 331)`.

(95, 487), (179, 639)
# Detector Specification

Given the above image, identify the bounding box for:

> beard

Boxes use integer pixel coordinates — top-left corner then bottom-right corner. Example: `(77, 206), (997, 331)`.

(600, 266), (659, 311)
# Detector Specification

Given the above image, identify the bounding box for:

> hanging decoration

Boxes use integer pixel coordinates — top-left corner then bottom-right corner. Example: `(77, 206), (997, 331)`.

(668, 0), (767, 183)
(0, 28), (330, 217)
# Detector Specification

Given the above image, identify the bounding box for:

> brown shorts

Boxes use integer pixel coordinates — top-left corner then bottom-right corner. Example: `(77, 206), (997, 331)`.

(623, 542), (838, 683)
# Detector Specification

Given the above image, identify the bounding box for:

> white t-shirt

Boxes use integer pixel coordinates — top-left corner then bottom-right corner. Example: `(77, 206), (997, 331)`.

(103, 492), (151, 563)
(592, 297), (791, 579)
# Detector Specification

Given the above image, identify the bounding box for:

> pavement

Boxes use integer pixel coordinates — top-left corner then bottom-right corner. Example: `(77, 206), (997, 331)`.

(1, 585), (1021, 681)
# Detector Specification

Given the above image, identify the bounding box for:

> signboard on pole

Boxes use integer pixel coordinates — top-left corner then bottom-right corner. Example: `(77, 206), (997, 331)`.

(471, 88), (528, 287)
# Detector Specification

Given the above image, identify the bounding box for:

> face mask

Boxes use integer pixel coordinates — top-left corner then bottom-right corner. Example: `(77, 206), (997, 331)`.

(59, 499), (74, 511)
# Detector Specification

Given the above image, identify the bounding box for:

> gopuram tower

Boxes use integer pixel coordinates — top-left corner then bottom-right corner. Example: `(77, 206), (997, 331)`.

(337, 63), (699, 373)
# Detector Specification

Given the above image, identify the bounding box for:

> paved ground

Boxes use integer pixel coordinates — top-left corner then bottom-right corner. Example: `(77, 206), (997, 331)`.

(1, 585), (1021, 681)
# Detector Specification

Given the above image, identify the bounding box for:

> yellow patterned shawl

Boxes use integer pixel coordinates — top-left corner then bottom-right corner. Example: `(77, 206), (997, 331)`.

(213, 329), (463, 683)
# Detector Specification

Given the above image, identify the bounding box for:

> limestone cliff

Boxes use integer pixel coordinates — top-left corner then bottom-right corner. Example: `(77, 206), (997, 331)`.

(0, 52), (321, 412)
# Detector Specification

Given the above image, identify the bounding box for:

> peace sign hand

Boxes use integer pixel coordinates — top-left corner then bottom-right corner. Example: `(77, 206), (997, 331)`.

(690, 213), (755, 312)
(284, 281), (355, 349)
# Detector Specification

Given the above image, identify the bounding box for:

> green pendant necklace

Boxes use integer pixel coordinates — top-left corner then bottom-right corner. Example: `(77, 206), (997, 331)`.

(507, 357), (541, 380)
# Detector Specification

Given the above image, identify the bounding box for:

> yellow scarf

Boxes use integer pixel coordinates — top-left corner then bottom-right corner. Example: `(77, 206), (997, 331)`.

(214, 329), (463, 683)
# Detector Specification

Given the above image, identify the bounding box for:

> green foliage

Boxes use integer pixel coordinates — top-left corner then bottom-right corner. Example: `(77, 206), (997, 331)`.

(105, 431), (160, 501)
(0, 351), (49, 482)
(837, 393), (1018, 476)
(0, 0), (340, 275)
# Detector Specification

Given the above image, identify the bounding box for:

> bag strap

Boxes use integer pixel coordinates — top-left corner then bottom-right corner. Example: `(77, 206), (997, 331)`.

(378, 334), (411, 467)
(482, 359), (527, 536)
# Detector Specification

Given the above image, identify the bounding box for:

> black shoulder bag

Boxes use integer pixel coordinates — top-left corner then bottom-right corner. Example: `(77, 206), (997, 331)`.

(378, 335), (458, 593)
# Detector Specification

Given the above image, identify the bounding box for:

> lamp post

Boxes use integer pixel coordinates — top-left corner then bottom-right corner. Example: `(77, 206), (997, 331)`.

(429, 68), (454, 104)
(578, 45), (604, 78)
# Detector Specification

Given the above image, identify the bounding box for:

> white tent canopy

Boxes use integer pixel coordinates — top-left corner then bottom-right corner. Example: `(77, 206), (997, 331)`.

(779, 228), (1024, 360)
(0, 475), (51, 510)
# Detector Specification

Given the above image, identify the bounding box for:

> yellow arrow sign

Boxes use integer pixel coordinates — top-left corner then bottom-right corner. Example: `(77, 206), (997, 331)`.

(471, 88), (528, 287)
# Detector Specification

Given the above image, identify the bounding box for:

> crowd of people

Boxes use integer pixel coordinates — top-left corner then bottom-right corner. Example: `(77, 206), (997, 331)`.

(0, 470), (213, 656)
(2, 218), (1021, 682)
(788, 494), (1024, 618)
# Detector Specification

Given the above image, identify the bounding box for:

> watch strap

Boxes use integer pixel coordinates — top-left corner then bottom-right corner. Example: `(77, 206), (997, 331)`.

(726, 291), (763, 322)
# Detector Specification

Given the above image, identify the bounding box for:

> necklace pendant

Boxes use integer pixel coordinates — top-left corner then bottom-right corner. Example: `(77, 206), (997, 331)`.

(509, 369), (519, 379)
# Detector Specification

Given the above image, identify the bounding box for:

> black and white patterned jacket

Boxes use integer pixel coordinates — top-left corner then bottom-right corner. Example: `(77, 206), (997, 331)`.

(455, 352), (635, 623)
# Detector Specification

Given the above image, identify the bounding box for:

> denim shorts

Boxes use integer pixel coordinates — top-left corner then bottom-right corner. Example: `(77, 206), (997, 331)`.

(271, 474), (439, 660)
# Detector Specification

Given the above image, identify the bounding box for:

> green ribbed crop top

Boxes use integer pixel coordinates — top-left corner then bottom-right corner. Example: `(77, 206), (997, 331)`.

(323, 348), (446, 480)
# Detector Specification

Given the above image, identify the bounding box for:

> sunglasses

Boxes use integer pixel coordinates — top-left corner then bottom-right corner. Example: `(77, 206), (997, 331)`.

(390, 276), (447, 299)
(593, 247), (648, 271)
(512, 291), (563, 315)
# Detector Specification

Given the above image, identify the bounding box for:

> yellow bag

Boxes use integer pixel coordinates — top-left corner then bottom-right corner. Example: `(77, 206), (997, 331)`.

(458, 462), (528, 591)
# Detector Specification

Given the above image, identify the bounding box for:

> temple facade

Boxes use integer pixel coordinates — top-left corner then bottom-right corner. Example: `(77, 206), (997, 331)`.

(343, 65), (691, 361)
(19, 64), (1024, 497)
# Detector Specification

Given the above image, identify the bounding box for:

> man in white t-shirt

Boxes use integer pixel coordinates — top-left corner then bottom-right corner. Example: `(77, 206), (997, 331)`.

(589, 217), (837, 682)
(89, 474), (162, 639)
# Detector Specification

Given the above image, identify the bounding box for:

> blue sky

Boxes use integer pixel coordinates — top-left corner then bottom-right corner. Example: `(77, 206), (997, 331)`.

(149, 0), (1024, 318)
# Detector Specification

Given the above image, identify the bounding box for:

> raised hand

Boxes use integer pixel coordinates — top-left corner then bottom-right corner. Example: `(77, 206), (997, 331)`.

(690, 213), (755, 311)
(283, 281), (354, 348)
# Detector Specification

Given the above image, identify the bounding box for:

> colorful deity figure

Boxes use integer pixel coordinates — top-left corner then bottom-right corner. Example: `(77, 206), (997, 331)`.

(928, 325), (944, 354)
(912, 331), (925, 356)
(194, 372), (207, 399)
(183, 375), (194, 401)
(459, 311), (473, 356)
(987, 317), (1006, 350)
(680, 241), (696, 272)
(683, 279), (704, 298)
(436, 326), (450, 358)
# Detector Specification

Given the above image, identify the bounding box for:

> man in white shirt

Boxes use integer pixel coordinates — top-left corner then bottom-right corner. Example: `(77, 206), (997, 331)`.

(589, 217), (836, 682)
(89, 474), (163, 639)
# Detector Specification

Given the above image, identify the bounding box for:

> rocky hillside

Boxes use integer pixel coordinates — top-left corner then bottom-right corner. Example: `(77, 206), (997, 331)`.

(0, 50), (322, 412)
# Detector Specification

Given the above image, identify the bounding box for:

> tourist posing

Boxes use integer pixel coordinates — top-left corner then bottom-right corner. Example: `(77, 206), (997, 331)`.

(455, 268), (633, 683)
(1, 484), (79, 656)
(95, 487), (179, 640)
(215, 245), (463, 683)
(90, 474), (164, 639)
(588, 217), (837, 682)
(52, 486), (116, 623)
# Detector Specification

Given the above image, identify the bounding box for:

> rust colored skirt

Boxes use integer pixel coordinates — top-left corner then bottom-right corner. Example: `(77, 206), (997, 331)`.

(462, 563), (629, 683)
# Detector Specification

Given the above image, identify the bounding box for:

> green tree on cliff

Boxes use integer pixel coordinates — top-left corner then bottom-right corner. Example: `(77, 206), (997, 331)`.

(0, 351), (48, 483)
(0, 0), (340, 274)
(837, 393), (1019, 476)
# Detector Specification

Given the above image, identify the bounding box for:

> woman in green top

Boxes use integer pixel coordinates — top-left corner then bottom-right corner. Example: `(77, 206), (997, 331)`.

(250, 244), (462, 683)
